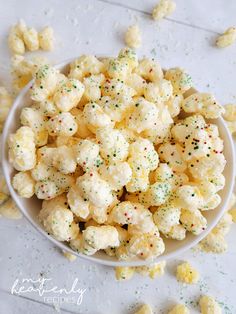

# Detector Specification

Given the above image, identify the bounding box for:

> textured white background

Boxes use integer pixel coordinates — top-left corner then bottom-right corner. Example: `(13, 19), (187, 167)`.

(0, 1), (236, 313)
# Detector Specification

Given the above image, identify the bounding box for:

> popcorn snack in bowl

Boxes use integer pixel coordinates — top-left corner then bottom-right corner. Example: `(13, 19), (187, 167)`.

(2, 48), (235, 266)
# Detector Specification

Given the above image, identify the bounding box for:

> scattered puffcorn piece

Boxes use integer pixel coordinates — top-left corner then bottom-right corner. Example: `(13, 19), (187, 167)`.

(199, 232), (227, 254)
(226, 121), (236, 134)
(125, 24), (142, 49)
(135, 261), (166, 279)
(23, 27), (39, 51)
(115, 261), (166, 281)
(199, 295), (222, 314)
(199, 191), (235, 254)
(63, 250), (77, 262)
(38, 26), (54, 51)
(115, 266), (135, 281)
(0, 192), (9, 206)
(0, 171), (10, 205)
(0, 86), (13, 133)
(8, 19), (55, 54)
(223, 104), (236, 135)
(168, 304), (190, 314)
(134, 304), (153, 314)
(216, 27), (236, 48)
(0, 198), (22, 219)
(176, 261), (199, 284)
(229, 207), (236, 223)
(213, 212), (233, 235)
(199, 212), (233, 253)
(8, 19), (26, 54)
(223, 104), (236, 121)
(1, 161), (23, 223)
(11, 54), (49, 93)
(152, 0), (176, 21)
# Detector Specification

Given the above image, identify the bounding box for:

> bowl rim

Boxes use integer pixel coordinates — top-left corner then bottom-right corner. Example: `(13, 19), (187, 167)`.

(1, 58), (235, 267)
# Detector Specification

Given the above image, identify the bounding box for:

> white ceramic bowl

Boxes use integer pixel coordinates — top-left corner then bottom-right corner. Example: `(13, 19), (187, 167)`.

(2, 59), (235, 266)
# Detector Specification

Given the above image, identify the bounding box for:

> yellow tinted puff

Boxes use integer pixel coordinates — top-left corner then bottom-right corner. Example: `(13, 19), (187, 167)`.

(115, 266), (135, 281)
(176, 261), (199, 284)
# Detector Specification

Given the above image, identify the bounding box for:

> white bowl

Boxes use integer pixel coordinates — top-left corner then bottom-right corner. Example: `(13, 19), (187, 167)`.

(1, 59), (235, 266)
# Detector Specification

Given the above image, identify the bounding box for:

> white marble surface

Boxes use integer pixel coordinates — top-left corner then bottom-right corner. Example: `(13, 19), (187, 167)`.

(0, 0), (236, 313)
